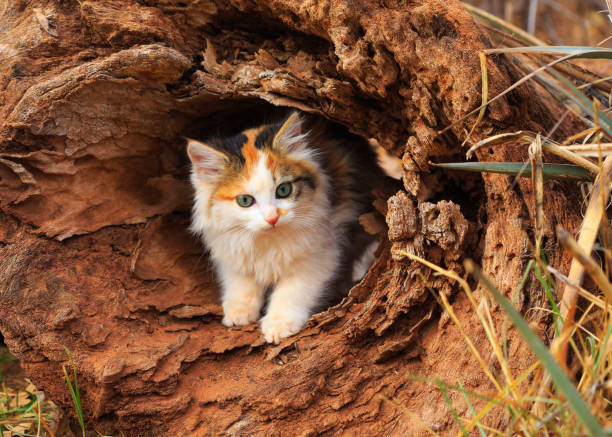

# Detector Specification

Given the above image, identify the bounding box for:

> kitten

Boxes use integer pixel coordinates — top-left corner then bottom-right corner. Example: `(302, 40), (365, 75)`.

(187, 111), (383, 343)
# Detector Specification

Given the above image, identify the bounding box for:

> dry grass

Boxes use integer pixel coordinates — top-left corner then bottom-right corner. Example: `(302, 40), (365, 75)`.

(0, 347), (70, 437)
(385, 2), (612, 434)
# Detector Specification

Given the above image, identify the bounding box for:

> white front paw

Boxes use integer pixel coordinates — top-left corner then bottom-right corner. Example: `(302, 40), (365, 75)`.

(222, 299), (261, 327)
(260, 314), (307, 344)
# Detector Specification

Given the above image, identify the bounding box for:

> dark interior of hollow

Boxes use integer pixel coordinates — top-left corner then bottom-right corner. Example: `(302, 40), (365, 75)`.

(182, 101), (297, 140)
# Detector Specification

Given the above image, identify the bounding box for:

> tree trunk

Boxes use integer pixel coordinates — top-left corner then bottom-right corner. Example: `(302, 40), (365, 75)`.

(0, 0), (582, 435)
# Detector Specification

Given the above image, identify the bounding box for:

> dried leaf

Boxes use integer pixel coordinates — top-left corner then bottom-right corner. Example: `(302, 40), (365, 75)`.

(33, 8), (57, 37)
(201, 38), (233, 78)
(201, 38), (219, 73)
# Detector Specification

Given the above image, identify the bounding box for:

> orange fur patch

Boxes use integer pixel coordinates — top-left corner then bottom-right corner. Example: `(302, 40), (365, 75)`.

(211, 127), (263, 203)
(242, 127), (263, 179)
(265, 149), (279, 173)
(213, 176), (246, 202)
(214, 192), (236, 201)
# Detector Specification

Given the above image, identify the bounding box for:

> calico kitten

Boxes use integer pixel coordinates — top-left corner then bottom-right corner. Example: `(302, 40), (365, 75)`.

(187, 111), (383, 343)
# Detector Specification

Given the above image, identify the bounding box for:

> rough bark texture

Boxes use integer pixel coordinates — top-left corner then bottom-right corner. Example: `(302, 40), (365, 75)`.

(0, 0), (583, 435)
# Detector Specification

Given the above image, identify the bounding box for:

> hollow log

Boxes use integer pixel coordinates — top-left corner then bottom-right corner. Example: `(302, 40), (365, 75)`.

(0, 0), (583, 435)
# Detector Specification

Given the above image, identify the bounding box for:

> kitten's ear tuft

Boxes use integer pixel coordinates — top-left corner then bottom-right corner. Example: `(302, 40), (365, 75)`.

(187, 140), (227, 178)
(273, 111), (308, 153)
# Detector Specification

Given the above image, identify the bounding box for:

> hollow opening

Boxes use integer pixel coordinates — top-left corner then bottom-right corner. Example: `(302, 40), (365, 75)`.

(427, 167), (487, 224)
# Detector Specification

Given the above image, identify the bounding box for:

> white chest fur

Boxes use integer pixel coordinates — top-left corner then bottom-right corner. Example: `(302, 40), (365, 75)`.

(203, 214), (337, 286)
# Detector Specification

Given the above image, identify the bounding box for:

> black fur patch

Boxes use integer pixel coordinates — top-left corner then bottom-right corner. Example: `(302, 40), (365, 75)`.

(222, 133), (247, 156)
(255, 123), (280, 149)
(211, 133), (247, 166)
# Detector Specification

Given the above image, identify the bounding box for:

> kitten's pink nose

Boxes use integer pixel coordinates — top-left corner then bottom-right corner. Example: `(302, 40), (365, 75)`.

(265, 215), (279, 226)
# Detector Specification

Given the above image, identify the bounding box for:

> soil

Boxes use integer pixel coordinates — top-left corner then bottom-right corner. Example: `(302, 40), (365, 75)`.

(0, 0), (585, 435)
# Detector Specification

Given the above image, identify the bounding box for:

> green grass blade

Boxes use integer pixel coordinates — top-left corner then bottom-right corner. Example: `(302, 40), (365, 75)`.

(545, 70), (612, 138)
(431, 162), (591, 181)
(435, 378), (466, 435)
(504, 260), (535, 360)
(63, 347), (85, 437)
(533, 263), (561, 325)
(64, 348), (83, 421)
(62, 366), (80, 423)
(457, 380), (486, 437)
(594, 317), (612, 375)
(587, 336), (597, 361)
(3, 391), (38, 415)
(465, 260), (605, 437)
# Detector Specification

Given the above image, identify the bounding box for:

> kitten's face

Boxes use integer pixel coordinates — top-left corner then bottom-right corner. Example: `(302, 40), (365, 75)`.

(188, 113), (320, 233)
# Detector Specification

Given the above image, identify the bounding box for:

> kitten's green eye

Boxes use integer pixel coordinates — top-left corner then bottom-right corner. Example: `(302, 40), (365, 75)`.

(236, 194), (255, 207)
(275, 182), (292, 198)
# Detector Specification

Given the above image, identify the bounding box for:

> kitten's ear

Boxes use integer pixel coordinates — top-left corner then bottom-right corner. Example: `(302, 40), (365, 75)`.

(272, 111), (308, 153)
(187, 140), (227, 179)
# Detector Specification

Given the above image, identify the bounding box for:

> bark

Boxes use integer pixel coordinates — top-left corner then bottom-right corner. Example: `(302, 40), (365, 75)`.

(0, 0), (583, 435)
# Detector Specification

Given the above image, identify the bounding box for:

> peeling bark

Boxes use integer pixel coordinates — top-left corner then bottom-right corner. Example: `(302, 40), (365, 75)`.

(0, 0), (583, 435)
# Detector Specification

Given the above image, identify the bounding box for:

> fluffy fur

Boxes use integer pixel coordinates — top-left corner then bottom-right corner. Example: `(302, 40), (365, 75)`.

(187, 111), (381, 343)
